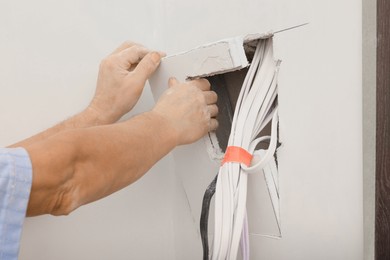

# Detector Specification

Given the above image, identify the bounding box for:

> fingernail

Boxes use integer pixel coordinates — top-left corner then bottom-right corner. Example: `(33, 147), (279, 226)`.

(151, 52), (161, 63)
(158, 51), (167, 57)
(168, 77), (178, 87)
(168, 77), (175, 84)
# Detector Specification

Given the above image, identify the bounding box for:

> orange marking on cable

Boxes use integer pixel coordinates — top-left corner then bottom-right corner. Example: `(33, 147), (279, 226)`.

(222, 146), (253, 167)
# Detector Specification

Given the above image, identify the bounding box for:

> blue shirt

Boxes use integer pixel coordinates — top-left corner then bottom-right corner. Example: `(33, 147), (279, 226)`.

(0, 148), (33, 260)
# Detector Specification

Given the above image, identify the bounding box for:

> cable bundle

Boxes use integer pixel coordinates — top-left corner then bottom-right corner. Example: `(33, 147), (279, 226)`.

(203, 38), (281, 260)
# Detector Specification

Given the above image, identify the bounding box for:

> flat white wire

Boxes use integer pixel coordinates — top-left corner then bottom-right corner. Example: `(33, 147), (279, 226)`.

(230, 111), (278, 259)
(211, 38), (264, 260)
(211, 38), (280, 260)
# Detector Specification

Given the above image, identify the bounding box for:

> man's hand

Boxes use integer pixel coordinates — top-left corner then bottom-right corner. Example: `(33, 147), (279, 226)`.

(88, 41), (165, 124)
(152, 78), (218, 145)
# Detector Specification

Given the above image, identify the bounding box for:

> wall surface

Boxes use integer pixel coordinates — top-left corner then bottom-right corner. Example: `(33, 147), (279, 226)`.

(0, 0), (363, 259)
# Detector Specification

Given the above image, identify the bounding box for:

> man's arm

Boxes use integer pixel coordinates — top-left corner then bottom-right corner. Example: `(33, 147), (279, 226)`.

(9, 41), (164, 148)
(24, 78), (218, 216)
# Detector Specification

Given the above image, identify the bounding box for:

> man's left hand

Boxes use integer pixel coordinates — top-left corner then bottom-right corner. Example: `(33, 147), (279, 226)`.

(88, 41), (165, 124)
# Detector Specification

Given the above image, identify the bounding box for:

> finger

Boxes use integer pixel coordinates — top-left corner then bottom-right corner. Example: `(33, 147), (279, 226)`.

(131, 52), (163, 83)
(204, 91), (218, 105)
(111, 41), (141, 55)
(119, 45), (151, 69)
(190, 78), (211, 91)
(209, 118), (219, 132)
(208, 104), (219, 118)
(158, 51), (167, 58)
(168, 77), (180, 87)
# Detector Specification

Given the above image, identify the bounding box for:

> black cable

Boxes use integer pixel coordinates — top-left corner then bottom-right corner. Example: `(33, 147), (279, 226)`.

(200, 174), (218, 260)
(200, 75), (233, 259)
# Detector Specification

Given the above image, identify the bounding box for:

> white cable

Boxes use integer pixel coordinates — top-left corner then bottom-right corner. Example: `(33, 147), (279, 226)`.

(210, 38), (281, 260)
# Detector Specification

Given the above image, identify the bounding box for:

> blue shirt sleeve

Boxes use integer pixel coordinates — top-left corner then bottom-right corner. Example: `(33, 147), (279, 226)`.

(0, 148), (33, 260)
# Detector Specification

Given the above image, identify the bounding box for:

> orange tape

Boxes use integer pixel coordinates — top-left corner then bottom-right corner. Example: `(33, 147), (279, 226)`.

(222, 146), (253, 166)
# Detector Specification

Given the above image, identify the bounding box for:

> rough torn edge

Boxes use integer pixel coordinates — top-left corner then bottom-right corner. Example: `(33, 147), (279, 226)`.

(202, 32), (275, 163)
(204, 132), (224, 164)
(161, 32), (275, 81)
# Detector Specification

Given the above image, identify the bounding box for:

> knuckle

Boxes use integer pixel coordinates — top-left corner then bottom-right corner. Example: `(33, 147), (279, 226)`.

(100, 57), (115, 70)
(125, 46), (140, 59)
(190, 80), (204, 90)
(130, 45), (141, 53)
(124, 40), (141, 48)
(132, 45), (148, 56)
(139, 46), (150, 54)
(124, 40), (135, 45)
(100, 57), (109, 67)
(121, 41), (132, 48)
(188, 79), (199, 88)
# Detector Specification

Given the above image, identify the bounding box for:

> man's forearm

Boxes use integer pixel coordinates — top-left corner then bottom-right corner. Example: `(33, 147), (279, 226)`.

(69, 111), (178, 207)
(24, 111), (178, 216)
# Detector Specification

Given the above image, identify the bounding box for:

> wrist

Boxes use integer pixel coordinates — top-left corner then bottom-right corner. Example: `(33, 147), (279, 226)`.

(144, 110), (180, 147)
(81, 105), (114, 126)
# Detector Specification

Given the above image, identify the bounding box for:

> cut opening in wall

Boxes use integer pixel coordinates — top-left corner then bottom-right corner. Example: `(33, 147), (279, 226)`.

(206, 44), (275, 153)
(149, 34), (283, 248)
(208, 70), (275, 153)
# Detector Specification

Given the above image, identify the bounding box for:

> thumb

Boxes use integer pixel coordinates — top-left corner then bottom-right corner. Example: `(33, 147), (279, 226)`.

(132, 52), (162, 83)
(168, 77), (180, 88)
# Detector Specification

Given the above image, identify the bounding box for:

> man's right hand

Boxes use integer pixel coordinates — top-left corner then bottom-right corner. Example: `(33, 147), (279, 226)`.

(152, 77), (218, 145)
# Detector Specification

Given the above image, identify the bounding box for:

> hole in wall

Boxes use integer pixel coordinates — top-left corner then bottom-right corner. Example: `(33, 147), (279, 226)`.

(207, 68), (248, 152)
(206, 44), (275, 153)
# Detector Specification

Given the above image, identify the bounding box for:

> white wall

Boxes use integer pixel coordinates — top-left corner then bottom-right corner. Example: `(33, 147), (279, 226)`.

(0, 0), (363, 259)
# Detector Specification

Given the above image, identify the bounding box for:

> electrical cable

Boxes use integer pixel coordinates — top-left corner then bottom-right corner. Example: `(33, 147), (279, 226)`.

(205, 38), (280, 260)
(200, 174), (218, 260)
